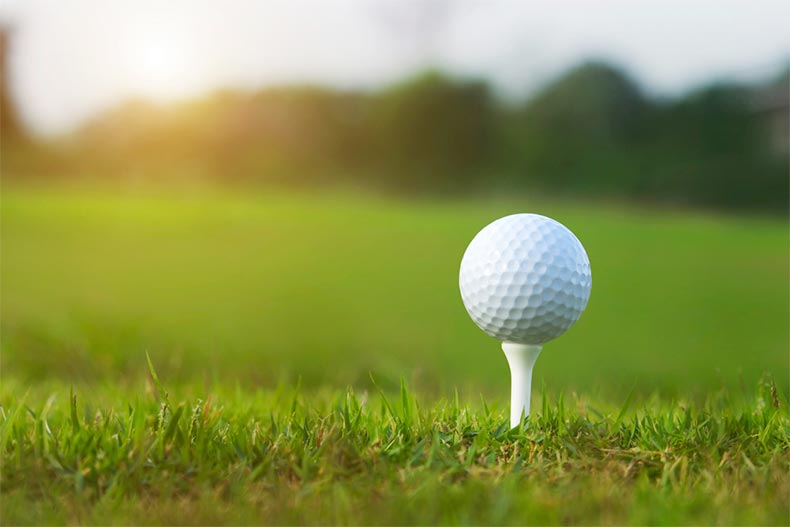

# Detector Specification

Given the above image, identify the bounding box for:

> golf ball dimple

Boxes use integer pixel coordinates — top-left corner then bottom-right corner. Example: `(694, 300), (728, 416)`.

(459, 214), (591, 345)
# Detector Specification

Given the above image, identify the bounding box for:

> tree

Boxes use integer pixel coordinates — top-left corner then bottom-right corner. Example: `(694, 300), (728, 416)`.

(1, 27), (27, 145)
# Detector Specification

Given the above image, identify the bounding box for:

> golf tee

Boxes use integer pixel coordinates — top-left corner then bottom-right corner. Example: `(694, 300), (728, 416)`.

(501, 342), (542, 428)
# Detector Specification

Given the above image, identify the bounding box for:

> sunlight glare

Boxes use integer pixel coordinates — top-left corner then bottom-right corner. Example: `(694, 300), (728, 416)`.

(123, 24), (199, 100)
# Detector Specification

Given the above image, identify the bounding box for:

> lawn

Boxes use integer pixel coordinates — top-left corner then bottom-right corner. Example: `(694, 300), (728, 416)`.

(1, 374), (787, 525)
(1, 186), (788, 524)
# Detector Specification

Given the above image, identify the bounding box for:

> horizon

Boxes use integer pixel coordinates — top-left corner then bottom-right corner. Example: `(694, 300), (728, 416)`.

(2, 0), (789, 136)
(6, 59), (789, 140)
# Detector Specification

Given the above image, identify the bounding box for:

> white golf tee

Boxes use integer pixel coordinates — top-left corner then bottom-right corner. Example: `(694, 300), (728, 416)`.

(501, 342), (542, 428)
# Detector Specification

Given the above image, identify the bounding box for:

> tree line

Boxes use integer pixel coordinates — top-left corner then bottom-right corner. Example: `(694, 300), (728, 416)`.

(4, 61), (788, 211)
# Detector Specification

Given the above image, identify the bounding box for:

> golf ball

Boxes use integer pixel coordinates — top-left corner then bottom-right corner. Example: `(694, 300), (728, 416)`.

(459, 213), (591, 345)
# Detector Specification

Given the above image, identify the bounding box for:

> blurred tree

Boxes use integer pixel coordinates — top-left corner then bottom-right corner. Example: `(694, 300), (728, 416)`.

(753, 70), (789, 158)
(0, 26), (61, 179)
(0, 27), (26, 143)
(641, 80), (788, 208)
(1, 26), (29, 153)
(369, 71), (495, 190)
(503, 61), (648, 193)
(36, 58), (786, 211)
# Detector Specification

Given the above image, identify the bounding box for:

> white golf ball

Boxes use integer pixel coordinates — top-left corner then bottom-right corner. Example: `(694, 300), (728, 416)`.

(459, 213), (591, 345)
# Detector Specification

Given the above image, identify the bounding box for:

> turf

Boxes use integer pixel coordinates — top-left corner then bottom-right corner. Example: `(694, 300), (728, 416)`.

(1, 187), (787, 395)
(1, 186), (788, 524)
(1, 371), (787, 525)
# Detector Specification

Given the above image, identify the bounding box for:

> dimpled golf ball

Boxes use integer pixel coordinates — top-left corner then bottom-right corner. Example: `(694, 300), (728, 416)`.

(459, 213), (591, 345)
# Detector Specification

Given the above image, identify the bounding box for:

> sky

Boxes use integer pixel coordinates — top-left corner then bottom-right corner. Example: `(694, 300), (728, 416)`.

(2, 0), (789, 135)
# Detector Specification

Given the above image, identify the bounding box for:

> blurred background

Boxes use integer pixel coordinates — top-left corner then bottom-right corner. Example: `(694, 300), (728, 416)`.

(1, 1), (788, 398)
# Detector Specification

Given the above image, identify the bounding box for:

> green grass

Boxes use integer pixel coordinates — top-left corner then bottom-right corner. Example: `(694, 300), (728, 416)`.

(1, 187), (787, 395)
(1, 372), (787, 525)
(1, 186), (788, 524)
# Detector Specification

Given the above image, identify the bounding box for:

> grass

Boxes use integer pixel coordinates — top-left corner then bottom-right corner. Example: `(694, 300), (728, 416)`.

(1, 185), (788, 524)
(1, 187), (787, 395)
(1, 369), (787, 525)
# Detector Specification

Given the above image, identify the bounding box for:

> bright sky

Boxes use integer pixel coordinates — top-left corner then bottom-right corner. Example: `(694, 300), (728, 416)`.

(2, 0), (789, 135)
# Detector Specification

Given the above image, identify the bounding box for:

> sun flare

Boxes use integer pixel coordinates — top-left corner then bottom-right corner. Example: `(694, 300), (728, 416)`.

(123, 25), (199, 100)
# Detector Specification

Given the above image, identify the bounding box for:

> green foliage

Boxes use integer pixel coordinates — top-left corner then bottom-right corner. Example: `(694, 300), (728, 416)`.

(638, 83), (788, 209)
(369, 71), (495, 190)
(6, 62), (787, 210)
(502, 63), (788, 209)
(1, 378), (787, 525)
(502, 62), (649, 192)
